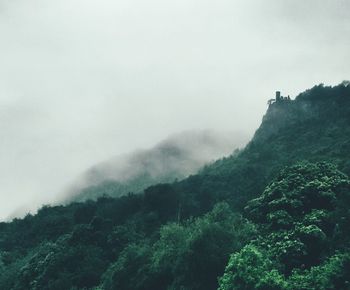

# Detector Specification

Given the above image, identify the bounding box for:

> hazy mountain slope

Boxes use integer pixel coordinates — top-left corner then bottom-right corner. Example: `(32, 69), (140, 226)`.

(63, 130), (249, 203)
(0, 83), (350, 290)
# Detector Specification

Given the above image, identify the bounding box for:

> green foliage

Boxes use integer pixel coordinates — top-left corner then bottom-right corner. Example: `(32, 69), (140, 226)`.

(102, 243), (154, 290)
(287, 252), (350, 290)
(219, 161), (350, 290)
(102, 202), (256, 290)
(218, 245), (286, 290)
(1, 83), (350, 289)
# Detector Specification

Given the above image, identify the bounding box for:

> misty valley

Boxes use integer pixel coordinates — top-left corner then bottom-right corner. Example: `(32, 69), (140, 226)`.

(0, 83), (350, 289)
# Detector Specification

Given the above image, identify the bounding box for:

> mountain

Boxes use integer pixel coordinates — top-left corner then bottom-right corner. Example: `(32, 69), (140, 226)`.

(0, 82), (349, 290)
(171, 82), (350, 215)
(62, 130), (249, 203)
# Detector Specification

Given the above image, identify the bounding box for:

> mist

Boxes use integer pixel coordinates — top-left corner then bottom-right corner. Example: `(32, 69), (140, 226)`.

(1, 0), (350, 220)
(60, 130), (249, 204)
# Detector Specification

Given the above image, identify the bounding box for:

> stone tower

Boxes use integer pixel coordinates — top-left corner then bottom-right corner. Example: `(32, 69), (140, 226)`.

(276, 91), (281, 101)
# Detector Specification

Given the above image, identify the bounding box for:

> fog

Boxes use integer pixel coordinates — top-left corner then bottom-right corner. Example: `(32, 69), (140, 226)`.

(0, 0), (350, 220)
(60, 130), (249, 204)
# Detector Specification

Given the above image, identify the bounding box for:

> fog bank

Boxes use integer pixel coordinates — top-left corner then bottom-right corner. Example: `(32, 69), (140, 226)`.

(60, 130), (249, 203)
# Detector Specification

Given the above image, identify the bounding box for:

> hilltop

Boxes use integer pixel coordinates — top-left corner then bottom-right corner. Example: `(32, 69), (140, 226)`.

(172, 82), (350, 215)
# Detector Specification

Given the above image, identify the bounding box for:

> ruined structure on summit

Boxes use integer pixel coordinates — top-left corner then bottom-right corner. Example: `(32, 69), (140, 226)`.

(267, 91), (291, 106)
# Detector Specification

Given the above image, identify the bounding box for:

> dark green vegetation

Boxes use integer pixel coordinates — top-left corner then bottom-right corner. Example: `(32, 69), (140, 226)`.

(0, 83), (350, 289)
(219, 162), (350, 290)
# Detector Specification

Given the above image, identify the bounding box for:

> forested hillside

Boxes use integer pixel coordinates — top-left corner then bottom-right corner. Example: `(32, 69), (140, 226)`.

(64, 130), (248, 203)
(0, 83), (349, 290)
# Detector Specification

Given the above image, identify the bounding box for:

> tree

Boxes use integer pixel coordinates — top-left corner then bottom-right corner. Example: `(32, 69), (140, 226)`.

(219, 162), (350, 290)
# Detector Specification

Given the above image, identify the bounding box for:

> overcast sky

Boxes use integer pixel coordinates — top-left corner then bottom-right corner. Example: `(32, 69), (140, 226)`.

(0, 0), (349, 220)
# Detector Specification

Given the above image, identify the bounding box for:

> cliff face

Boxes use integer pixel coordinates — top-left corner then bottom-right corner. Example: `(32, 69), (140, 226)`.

(253, 100), (296, 142)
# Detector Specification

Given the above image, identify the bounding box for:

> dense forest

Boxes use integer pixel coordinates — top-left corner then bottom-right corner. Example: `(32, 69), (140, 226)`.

(0, 83), (350, 289)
